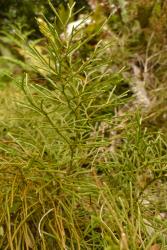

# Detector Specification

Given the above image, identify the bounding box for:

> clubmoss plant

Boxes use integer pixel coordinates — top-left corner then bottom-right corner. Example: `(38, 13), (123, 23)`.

(0, 1), (167, 250)
(0, 2), (127, 249)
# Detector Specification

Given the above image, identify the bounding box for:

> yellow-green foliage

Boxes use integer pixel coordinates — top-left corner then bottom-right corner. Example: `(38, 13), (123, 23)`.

(133, 0), (167, 45)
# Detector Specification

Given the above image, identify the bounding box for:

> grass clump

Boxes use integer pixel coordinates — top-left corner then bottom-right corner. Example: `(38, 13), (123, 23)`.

(0, 1), (167, 249)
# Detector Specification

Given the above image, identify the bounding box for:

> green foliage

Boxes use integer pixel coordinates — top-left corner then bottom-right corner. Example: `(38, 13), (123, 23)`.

(0, 3), (126, 249)
(0, 1), (167, 249)
(0, 0), (89, 38)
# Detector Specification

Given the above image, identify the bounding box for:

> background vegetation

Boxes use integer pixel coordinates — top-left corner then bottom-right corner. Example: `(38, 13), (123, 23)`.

(0, 0), (167, 249)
